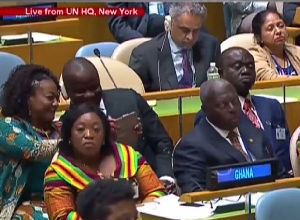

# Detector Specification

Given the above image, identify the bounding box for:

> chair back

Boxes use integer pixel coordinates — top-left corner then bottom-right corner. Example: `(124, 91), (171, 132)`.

(221, 33), (256, 52)
(85, 57), (145, 94)
(59, 57), (145, 103)
(0, 52), (25, 104)
(111, 38), (151, 65)
(256, 188), (300, 220)
(290, 126), (300, 176)
(75, 42), (119, 58)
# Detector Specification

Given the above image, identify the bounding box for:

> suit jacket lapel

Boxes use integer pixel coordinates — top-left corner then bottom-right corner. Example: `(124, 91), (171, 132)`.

(157, 35), (178, 89)
(102, 92), (116, 116)
(239, 114), (265, 160)
(200, 120), (246, 163)
(251, 96), (271, 133)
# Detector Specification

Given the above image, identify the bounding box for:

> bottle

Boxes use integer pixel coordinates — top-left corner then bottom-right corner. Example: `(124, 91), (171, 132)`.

(207, 62), (220, 80)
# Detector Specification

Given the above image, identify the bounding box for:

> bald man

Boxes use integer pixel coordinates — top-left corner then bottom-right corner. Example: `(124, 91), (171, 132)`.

(173, 79), (277, 192)
(60, 58), (175, 191)
(195, 47), (292, 173)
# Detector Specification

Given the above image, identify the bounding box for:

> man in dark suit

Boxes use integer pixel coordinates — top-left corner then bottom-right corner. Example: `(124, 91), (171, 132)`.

(173, 79), (284, 193)
(129, 2), (221, 92)
(107, 2), (168, 43)
(194, 47), (292, 173)
(61, 58), (175, 191)
(283, 3), (300, 45)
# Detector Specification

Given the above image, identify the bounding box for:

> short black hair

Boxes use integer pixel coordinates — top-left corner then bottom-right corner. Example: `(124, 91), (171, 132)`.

(1, 64), (60, 120)
(58, 103), (113, 157)
(252, 10), (284, 45)
(76, 178), (135, 220)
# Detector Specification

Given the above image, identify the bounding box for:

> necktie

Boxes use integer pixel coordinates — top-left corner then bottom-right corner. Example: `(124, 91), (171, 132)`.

(243, 99), (261, 129)
(179, 49), (193, 88)
(227, 130), (250, 162)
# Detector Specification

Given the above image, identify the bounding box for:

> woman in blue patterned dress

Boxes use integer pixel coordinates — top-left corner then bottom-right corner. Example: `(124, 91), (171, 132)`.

(0, 64), (60, 219)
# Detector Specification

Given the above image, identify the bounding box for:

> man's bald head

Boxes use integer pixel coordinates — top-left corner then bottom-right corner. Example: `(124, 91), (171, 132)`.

(201, 79), (241, 130)
(62, 58), (102, 106)
(220, 47), (256, 97)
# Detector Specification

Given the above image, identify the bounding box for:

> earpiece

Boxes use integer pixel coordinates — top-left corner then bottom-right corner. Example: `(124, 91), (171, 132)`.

(164, 15), (171, 32)
(59, 76), (69, 100)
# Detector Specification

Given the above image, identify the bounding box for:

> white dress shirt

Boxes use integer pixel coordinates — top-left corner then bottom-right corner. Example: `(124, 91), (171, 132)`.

(238, 95), (264, 129)
(168, 32), (196, 86)
(206, 118), (255, 161)
(148, 2), (165, 15)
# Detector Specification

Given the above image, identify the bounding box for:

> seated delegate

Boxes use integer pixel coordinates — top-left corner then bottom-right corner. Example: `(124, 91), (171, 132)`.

(173, 79), (287, 193)
(76, 178), (138, 220)
(44, 104), (165, 219)
(195, 47), (292, 173)
(0, 64), (60, 219)
(249, 10), (300, 80)
(60, 58), (175, 191)
(129, 2), (221, 92)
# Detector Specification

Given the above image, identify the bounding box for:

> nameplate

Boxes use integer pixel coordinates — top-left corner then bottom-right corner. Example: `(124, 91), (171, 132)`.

(206, 159), (278, 190)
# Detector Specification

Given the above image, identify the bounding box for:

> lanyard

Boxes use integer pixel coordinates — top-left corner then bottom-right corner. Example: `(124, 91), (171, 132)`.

(271, 55), (292, 76)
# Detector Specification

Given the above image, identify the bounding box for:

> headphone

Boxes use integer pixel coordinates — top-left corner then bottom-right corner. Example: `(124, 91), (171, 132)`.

(59, 76), (69, 100)
(164, 15), (171, 32)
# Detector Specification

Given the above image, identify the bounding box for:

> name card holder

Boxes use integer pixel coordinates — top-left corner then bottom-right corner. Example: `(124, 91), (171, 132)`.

(206, 158), (278, 191)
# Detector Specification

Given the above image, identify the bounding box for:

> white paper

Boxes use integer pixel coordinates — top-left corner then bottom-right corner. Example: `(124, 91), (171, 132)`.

(138, 195), (213, 219)
(1, 32), (60, 42)
(255, 94), (298, 103)
(138, 193), (264, 219)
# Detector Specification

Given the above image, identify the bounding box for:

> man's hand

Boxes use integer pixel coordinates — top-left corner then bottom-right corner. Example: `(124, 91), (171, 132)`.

(108, 117), (120, 141)
(160, 176), (177, 194)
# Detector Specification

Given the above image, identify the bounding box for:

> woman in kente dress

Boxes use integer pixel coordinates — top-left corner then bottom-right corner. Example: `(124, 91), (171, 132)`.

(44, 103), (165, 220)
(0, 64), (60, 219)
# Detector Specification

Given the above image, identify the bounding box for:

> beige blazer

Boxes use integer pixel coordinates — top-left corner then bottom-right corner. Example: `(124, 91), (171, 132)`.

(248, 43), (300, 80)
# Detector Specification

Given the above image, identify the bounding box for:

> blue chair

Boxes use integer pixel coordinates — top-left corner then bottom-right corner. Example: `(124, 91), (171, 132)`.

(75, 42), (119, 58)
(0, 52), (25, 105)
(255, 188), (300, 220)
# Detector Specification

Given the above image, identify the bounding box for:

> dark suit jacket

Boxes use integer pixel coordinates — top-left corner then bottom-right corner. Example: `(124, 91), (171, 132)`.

(60, 89), (174, 178)
(107, 2), (167, 43)
(194, 96), (292, 172)
(283, 3), (300, 26)
(173, 113), (285, 193)
(129, 32), (221, 92)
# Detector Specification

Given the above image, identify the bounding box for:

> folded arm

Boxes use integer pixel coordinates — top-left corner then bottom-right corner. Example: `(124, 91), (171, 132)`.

(44, 166), (82, 220)
(135, 152), (166, 202)
(0, 117), (58, 161)
(173, 139), (207, 193)
(106, 2), (144, 43)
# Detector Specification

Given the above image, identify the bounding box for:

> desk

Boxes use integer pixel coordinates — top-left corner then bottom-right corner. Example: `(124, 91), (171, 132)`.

(0, 37), (83, 77)
(154, 86), (300, 144)
(55, 78), (300, 144)
(141, 178), (300, 220)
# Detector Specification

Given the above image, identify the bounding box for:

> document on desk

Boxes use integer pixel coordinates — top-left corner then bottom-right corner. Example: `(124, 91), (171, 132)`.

(1, 32), (61, 43)
(137, 195), (214, 219)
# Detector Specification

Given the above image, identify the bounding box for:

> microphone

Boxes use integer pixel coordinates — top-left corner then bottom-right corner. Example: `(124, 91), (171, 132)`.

(93, 48), (117, 88)
(157, 32), (168, 91)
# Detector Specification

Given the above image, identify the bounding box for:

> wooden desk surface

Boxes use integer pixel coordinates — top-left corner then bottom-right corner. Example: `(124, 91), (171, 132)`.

(0, 18), (80, 39)
(180, 177), (300, 203)
(0, 36), (83, 77)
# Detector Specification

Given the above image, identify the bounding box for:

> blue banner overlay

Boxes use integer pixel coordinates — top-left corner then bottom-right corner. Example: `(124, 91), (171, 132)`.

(217, 164), (271, 183)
